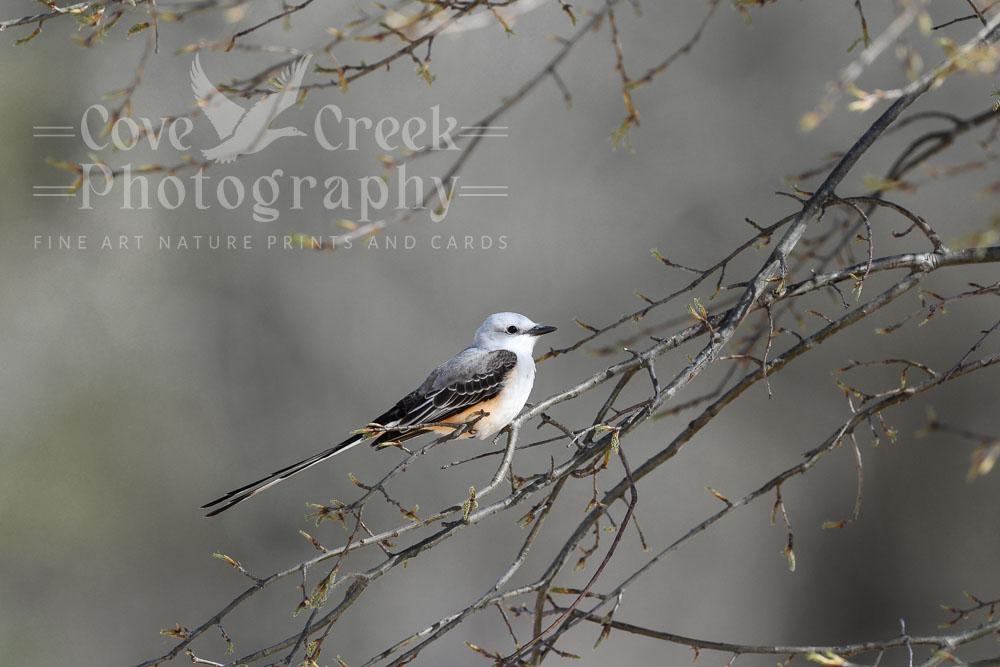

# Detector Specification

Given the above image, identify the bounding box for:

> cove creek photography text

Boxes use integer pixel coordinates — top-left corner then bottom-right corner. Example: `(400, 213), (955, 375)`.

(69, 102), (477, 223)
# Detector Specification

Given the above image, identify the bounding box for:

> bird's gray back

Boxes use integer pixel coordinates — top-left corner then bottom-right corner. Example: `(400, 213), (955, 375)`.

(419, 347), (506, 394)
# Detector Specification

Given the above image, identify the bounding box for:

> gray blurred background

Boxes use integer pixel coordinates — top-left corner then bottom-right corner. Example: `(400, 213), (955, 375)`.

(2, 1), (999, 665)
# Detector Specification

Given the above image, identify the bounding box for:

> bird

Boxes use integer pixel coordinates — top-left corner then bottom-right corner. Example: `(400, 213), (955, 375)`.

(190, 53), (310, 164)
(202, 312), (557, 517)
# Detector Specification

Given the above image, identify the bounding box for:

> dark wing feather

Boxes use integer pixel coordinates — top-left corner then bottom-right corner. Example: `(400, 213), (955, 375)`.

(370, 349), (516, 445)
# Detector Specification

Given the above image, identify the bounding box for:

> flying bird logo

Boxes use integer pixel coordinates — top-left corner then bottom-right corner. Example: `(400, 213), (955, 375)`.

(190, 54), (310, 164)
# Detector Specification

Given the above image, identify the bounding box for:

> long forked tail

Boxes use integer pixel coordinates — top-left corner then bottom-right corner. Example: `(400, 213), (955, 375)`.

(201, 435), (365, 517)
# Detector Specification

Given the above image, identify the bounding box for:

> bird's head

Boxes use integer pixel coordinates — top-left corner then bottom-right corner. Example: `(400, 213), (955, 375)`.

(272, 126), (308, 138)
(473, 312), (557, 355)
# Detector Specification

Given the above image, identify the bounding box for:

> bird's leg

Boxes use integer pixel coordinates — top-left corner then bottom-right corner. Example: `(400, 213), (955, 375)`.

(459, 409), (490, 437)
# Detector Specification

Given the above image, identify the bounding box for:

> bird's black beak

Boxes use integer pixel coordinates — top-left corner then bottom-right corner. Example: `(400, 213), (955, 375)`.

(528, 324), (557, 337)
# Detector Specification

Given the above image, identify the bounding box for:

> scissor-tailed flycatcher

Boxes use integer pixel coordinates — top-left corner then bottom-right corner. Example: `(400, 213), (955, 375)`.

(202, 312), (556, 516)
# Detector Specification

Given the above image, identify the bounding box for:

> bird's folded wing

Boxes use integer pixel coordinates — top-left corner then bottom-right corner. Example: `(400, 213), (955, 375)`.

(190, 54), (245, 140)
(376, 348), (517, 432)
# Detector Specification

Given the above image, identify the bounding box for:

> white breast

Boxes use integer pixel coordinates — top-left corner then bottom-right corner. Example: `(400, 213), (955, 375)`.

(476, 353), (535, 440)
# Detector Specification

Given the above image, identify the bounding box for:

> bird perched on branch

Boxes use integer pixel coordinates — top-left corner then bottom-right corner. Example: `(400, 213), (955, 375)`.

(202, 312), (556, 516)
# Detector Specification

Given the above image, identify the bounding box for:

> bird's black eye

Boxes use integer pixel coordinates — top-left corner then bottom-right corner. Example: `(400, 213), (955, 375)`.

(506, 325), (519, 334)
